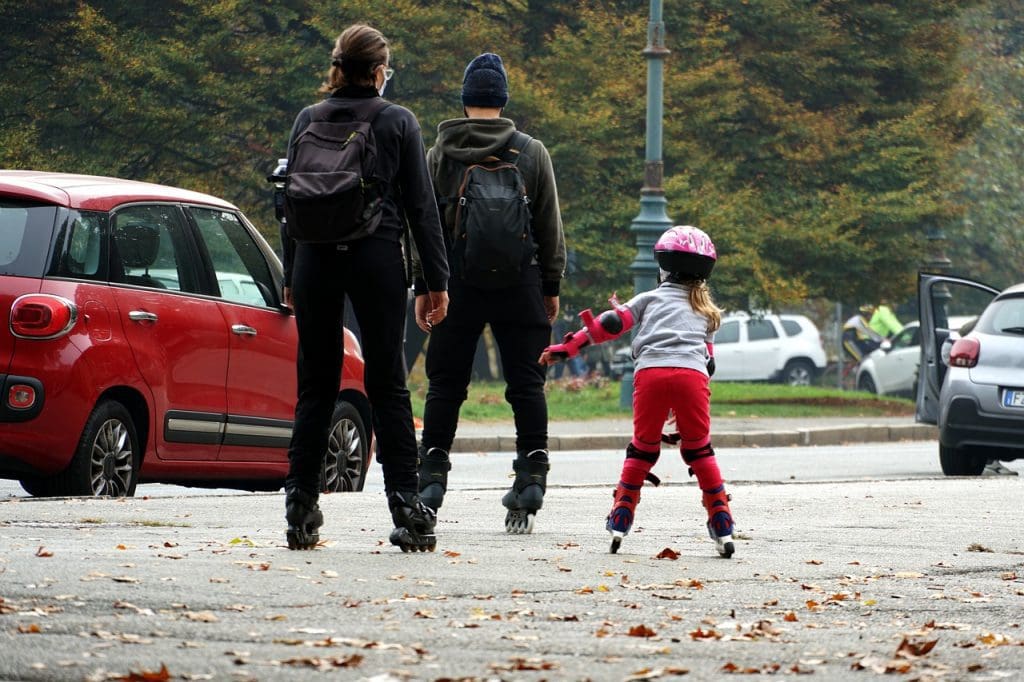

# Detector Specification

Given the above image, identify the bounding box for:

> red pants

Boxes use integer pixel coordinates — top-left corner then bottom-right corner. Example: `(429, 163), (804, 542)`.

(632, 367), (710, 452)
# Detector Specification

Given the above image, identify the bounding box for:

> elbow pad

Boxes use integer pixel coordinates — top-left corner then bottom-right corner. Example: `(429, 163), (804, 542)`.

(580, 298), (635, 345)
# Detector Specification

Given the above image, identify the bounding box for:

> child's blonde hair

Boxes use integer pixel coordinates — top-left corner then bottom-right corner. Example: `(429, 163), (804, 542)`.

(684, 279), (722, 332)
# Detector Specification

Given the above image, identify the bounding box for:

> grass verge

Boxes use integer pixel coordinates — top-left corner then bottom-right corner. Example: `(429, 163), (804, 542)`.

(408, 377), (915, 422)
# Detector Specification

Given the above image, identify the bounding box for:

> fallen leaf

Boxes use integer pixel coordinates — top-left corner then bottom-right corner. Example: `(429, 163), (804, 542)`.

(895, 637), (938, 659)
(806, 559), (823, 565)
(654, 548), (679, 560)
(783, 612), (798, 622)
(17, 623), (40, 634)
(110, 663), (171, 681)
(689, 627), (721, 640)
(628, 624), (657, 638)
(35, 547), (53, 558)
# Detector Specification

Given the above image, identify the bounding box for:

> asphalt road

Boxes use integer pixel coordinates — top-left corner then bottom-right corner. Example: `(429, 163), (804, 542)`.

(1, 441), (1022, 681)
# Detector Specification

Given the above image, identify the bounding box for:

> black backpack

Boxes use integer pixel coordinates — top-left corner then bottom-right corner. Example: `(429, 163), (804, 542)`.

(284, 97), (391, 243)
(444, 131), (536, 289)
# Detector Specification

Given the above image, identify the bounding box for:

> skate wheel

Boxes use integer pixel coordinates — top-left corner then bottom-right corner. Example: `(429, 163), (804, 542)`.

(610, 536), (622, 554)
(719, 541), (735, 559)
(286, 530), (319, 551)
(505, 510), (535, 534)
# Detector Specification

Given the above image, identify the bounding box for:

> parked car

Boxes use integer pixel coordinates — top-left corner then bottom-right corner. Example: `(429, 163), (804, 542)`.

(607, 312), (827, 386)
(713, 312), (827, 385)
(0, 170), (372, 497)
(855, 317), (973, 397)
(916, 273), (1024, 476)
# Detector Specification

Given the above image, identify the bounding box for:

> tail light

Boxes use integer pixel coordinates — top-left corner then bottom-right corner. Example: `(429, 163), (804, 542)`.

(949, 337), (980, 368)
(10, 294), (78, 339)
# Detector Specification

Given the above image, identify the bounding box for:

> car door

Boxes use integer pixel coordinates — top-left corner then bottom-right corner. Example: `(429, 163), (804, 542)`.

(185, 206), (296, 462)
(873, 324), (920, 395)
(109, 204), (229, 460)
(742, 317), (783, 380)
(915, 273), (999, 424)
(710, 318), (742, 380)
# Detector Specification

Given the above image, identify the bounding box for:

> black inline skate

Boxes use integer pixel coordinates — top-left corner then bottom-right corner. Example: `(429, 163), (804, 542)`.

(285, 486), (323, 550)
(387, 490), (437, 552)
(417, 446), (451, 512)
(501, 450), (549, 534)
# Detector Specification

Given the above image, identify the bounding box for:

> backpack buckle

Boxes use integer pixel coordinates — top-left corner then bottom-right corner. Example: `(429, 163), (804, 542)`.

(458, 197), (467, 206)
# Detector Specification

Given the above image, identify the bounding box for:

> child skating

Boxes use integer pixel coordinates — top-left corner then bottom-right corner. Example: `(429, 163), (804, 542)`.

(539, 225), (735, 557)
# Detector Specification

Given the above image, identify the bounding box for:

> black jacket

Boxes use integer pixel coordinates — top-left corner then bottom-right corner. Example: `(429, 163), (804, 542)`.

(281, 86), (449, 292)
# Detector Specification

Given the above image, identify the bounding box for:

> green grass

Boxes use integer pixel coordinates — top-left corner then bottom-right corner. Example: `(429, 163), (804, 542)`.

(408, 377), (915, 422)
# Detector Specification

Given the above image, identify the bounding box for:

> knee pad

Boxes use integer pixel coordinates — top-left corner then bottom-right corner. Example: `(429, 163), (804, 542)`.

(625, 444), (661, 486)
(682, 444), (715, 477)
(682, 444), (715, 464)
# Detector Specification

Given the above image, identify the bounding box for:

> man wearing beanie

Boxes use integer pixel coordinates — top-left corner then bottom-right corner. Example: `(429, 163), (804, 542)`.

(412, 52), (566, 534)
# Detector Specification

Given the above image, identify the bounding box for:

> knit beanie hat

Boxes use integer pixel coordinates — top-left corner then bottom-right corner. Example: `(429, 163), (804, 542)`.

(462, 53), (509, 108)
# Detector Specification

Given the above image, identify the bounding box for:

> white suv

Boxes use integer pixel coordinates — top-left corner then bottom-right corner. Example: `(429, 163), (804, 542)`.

(713, 313), (828, 385)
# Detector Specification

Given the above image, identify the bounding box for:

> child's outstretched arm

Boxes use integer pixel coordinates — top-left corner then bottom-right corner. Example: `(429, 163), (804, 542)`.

(539, 296), (635, 365)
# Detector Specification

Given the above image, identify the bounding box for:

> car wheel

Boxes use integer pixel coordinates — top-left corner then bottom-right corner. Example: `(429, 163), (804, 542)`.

(322, 402), (368, 493)
(50, 400), (141, 497)
(939, 443), (985, 476)
(782, 359), (815, 386)
(858, 374), (879, 394)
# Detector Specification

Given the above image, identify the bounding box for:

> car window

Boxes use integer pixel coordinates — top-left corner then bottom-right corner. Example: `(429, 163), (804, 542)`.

(980, 296), (1024, 336)
(890, 325), (919, 350)
(0, 201), (56, 277)
(780, 319), (802, 336)
(188, 207), (274, 308)
(716, 320), (739, 343)
(747, 319), (778, 341)
(54, 211), (108, 281)
(111, 205), (193, 292)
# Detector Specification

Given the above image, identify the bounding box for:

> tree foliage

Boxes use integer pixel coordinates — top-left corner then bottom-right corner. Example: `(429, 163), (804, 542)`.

(947, 1), (1024, 290)
(0, 0), (987, 312)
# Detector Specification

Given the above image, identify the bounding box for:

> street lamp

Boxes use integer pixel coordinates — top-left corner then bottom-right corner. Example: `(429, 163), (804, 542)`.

(630, 0), (674, 295)
(621, 0), (673, 407)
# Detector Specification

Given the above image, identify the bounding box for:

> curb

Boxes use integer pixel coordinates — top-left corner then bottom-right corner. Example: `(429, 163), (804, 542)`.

(449, 423), (936, 453)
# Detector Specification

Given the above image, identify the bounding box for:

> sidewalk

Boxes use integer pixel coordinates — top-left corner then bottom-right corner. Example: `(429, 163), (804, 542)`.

(449, 416), (932, 452)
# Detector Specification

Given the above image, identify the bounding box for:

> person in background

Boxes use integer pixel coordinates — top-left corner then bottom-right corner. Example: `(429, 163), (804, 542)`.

(842, 304), (884, 365)
(541, 225), (736, 558)
(869, 302), (904, 339)
(281, 23), (450, 552)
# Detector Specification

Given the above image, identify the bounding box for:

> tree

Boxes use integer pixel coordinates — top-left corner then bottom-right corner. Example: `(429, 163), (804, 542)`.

(948, 1), (1024, 290)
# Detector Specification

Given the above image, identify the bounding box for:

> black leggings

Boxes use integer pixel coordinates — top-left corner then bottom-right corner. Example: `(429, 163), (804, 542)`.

(286, 237), (417, 493)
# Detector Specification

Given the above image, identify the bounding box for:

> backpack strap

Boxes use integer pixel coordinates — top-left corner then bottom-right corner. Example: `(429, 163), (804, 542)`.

(499, 131), (533, 167)
(437, 130), (533, 209)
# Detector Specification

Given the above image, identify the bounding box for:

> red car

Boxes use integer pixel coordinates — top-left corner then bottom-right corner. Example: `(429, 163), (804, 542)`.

(0, 171), (371, 497)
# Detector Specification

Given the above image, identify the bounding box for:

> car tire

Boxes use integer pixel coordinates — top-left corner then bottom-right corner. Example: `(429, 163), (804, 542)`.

(322, 402), (368, 493)
(939, 443), (985, 476)
(19, 476), (53, 497)
(858, 374), (879, 394)
(49, 400), (141, 497)
(782, 359), (815, 386)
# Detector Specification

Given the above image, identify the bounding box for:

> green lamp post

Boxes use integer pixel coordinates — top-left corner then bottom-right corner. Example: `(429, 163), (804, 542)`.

(621, 0), (673, 408)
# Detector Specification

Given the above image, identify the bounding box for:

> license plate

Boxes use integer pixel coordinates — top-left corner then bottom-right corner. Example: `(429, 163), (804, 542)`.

(1002, 389), (1024, 408)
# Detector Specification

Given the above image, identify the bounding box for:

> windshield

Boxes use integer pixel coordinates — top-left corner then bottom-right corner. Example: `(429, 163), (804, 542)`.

(0, 200), (57, 277)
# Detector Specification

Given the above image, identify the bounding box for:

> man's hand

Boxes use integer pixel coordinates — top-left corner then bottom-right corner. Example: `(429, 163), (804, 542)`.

(282, 286), (293, 309)
(416, 291), (449, 332)
(544, 295), (559, 325)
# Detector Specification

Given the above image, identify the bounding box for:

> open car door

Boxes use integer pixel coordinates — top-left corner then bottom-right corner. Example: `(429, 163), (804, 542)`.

(915, 273), (999, 424)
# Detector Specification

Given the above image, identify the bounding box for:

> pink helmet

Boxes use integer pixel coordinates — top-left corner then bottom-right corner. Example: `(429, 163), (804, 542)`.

(654, 225), (717, 280)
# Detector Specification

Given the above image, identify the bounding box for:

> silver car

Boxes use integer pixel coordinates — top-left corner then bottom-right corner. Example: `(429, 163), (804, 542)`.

(917, 273), (1024, 475)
